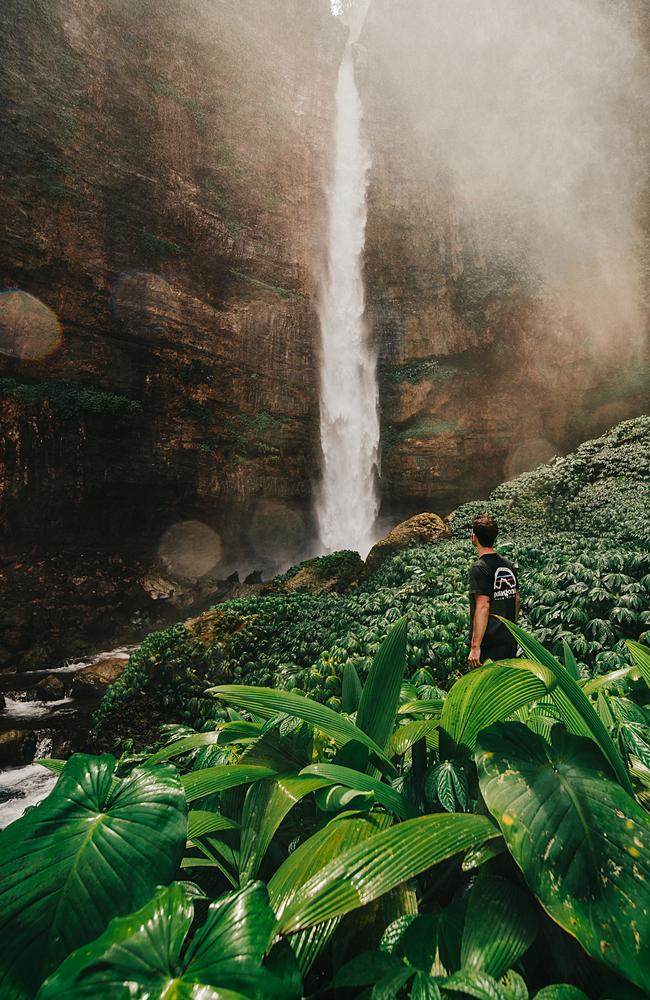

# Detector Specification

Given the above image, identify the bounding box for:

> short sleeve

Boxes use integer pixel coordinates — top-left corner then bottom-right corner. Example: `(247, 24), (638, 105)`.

(469, 562), (492, 597)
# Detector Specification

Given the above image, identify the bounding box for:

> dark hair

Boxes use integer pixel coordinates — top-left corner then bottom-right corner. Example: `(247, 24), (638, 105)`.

(472, 514), (498, 546)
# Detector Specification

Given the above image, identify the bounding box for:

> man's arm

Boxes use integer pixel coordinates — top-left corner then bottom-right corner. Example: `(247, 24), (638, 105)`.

(515, 590), (520, 622)
(469, 594), (490, 668)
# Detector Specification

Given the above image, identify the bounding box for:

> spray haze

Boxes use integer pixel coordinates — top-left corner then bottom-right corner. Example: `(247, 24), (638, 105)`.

(362, 0), (649, 347)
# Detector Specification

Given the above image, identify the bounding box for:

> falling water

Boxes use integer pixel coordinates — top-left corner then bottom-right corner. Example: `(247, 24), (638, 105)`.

(315, 41), (380, 557)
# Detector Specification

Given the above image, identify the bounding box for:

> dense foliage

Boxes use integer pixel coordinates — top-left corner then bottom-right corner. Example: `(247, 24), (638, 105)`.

(0, 377), (142, 419)
(3, 619), (650, 999)
(95, 418), (650, 745)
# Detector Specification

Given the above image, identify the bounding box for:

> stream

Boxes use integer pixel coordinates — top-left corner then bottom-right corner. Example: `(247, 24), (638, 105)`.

(0, 645), (135, 829)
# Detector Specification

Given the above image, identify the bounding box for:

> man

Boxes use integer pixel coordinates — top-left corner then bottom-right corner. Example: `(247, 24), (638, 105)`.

(468, 514), (520, 668)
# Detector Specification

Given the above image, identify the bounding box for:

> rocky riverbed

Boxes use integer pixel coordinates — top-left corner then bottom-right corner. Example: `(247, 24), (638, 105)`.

(0, 645), (134, 828)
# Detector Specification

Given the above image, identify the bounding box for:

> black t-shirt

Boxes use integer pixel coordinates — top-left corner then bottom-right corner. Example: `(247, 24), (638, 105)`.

(468, 553), (518, 650)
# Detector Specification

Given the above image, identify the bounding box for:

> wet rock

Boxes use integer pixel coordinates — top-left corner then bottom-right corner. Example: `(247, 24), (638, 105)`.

(225, 571), (240, 584)
(0, 729), (37, 765)
(244, 570), (263, 585)
(70, 657), (128, 699)
(364, 512), (451, 574)
(0, 692), (5, 711)
(32, 675), (66, 702)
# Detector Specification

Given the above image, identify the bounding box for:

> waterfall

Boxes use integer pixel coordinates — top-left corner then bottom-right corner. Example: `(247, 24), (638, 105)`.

(315, 41), (380, 558)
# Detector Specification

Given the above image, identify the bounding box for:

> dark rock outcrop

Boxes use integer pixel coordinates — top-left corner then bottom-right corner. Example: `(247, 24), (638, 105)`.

(0, 729), (37, 765)
(31, 675), (65, 702)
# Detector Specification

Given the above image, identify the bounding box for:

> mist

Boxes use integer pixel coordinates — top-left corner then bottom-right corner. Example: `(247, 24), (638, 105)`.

(359, 0), (649, 349)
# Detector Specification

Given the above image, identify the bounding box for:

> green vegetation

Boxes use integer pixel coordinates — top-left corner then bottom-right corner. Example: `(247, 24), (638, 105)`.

(380, 358), (460, 385)
(142, 72), (208, 134)
(197, 411), (292, 461)
(0, 378), (142, 419)
(382, 418), (464, 449)
(140, 230), (186, 262)
(3, 617), (650, 998)
(229, 269), (294, 299)
(2, 418), (649, 997)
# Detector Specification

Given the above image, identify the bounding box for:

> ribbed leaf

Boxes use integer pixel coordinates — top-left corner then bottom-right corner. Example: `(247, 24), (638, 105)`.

(239, 775), (328, 881)
(187, 810), (239, 841)
(626, 640), (650, 688)
(443, 969), (508, 999)
(477, 722), (650, 991)
(182, 764), (277, 804)
(441, 660), (553, 752)
(0, 755), (187, 1000)
(35, 759), (66, 775)
(356, 617), (409, 750)
(582, 665), (639, 696)
(460, 875), (538, 978)
(390, 720), (440, 756)
(209, 685), (394, 772)
(147, 731), (222, 764)
(398, 699), (444, 717)
(269, 811), (393, 975)
(38, 881), (297, 1000)
(342, 661), (363, 713)
(499, 620), (634, 794)
(461, 837), (506, 872)
(275, 813), (495, 934)
(562, 641), (580, 680)
(300, 763), (415, 819)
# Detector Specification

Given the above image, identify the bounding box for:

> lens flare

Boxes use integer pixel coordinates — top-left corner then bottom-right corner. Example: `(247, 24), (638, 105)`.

(247, 500), (307, 563)
(157, 520), (223, 580)
(0, 291), (62, 360)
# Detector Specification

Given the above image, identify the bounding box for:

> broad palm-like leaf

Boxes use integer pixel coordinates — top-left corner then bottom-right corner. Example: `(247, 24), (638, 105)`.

(187, 810), (239, 841)
(441, 660), (554, 752)
(300, 762), (415, 818)
(626, 640), (650, 688)
(342, 661), (363, 713)
(499, 620), (634, 793)
(460, 875), (538, 979)
(0, 754), (187, 1000)
(208, 685), (395, 773)
(477, 722), (650, 991)
(269, 811), (393, 974)
(390, 720), (441, 756)
(38, 881), (300, 1000)
(239, 775), (328, 882)
(182, 764), (277, 804)
(274, 813), (495, 934)
(356, 616), (409, 750)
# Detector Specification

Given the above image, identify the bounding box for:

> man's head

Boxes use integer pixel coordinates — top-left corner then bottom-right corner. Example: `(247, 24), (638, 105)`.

(471, 513), (498, 549)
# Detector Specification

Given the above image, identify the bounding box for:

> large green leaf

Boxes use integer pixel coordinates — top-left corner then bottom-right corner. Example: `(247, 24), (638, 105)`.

(441, 660), (554, 752)
(0, 754), (187, 1000)
(342, 661), (363, 713)
(300, 762), (415, 818)
(38, 881), (299, 1000)
(274, 813), (495, 934)
(268, 811), (393, 975)
(499, 620), (634, 794)
(182, 764), (277, 804)
(209, 685), (395, 774)
(390, 720), (441, 756)
(477, 722), (650, 991)
(356, 617), (409, 750)
(239, 775), (328, 882)
(626, 640), (650, 688)
(460, 875), (538, 979)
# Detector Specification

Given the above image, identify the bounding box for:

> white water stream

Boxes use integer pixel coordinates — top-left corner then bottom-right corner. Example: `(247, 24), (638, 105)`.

(315, 35), (380, 557)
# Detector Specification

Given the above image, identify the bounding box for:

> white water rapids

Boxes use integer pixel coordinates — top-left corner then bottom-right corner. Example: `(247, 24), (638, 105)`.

(315, 40), (380, 557)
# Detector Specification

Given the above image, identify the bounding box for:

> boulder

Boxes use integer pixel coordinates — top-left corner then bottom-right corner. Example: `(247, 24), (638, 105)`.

(364, 512), (451, 574)
(32, 675), (65, 702)
(0, 693), (5, 711)
(0, 729), (37, 765)
(70, 656), (128, 699)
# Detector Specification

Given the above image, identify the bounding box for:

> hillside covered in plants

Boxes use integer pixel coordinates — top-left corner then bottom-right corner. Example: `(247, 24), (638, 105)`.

(0, 418), (649, 999)
(95, 416), (650, 750)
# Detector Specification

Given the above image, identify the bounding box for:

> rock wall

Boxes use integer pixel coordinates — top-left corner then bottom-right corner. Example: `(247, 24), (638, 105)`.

(358, 0), (650, 517)
(0, 0), (343, 566)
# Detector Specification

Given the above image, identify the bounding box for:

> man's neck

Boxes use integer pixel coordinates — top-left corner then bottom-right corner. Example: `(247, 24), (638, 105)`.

(476, 546), (496, 558)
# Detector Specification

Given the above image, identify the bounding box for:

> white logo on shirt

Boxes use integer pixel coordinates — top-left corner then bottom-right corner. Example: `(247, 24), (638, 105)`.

(493, 566), (517, 600)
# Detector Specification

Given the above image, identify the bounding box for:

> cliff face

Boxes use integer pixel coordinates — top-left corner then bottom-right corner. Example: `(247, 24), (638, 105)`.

(358, 0), (650, 517)
(0, 0), (342, 567)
